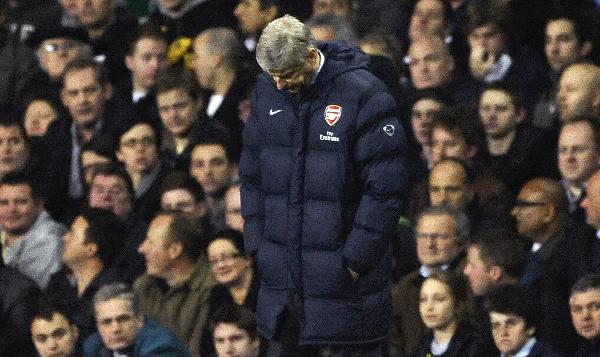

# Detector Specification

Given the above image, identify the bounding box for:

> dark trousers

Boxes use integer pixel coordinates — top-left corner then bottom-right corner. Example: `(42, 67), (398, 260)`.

(265, 310), (384, 357)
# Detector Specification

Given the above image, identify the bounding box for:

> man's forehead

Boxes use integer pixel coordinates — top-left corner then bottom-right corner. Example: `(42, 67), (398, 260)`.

(93, 174), (126, 186)
(64, 68), (99, 87)
(96, 298), (133, 316)
(571, 289), (600, 302)
(0, 125), (24, 138)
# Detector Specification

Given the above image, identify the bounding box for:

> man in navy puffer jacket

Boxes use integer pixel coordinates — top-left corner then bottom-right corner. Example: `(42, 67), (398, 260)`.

(239, 14), (408, 355)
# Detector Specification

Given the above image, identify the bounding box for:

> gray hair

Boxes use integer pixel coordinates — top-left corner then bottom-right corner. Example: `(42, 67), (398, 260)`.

(416, 205), (471, 243)
(199, 27), (242, 69)
(256, 14), (315, 71)
(93, 283), (142, 316)
(306, 13), (357, 47)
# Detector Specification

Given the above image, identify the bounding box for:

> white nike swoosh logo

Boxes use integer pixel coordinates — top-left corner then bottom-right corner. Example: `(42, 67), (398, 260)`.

(269, 109), (283, 115)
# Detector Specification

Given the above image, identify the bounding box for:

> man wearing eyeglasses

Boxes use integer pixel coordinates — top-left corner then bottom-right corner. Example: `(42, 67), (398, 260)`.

(116, 120), (170, 224)
(389, 206), (469, 356)
(512, 178), (580, 354)
(84, 283), (191, 356)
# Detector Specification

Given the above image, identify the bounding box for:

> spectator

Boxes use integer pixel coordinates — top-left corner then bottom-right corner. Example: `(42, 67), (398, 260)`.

(22, 96), (60, 137)
(569, 274), (600, 356)
(202, 229), (259, 355)
(224, 183), (243, 232)
(83, 283), (191, 356)
(41, 58), (123, 223)
(512, 178), (580, 354)
(417, 271), (482, 356)
(478, 81), (555, 192)
(155, 67), (205, 169)
(192, 27), (253, 160)
(465, 0), (546, 111)
(0, 172), (66, 288)
(112, 23), (168, 132)
(80, 136), (115, 186)
(463, 229), (529, 354)
(45, 208), (126, 338)
(556, 63), (600, 122)
(579, 170), (600, 275)
(0, 265), (40, 357)
(390, 206), (469, 357)
(19, 24), (90, 111)
(189, 128), (236, 233)
(159, 171), (211, 235)
(115, 120), (169, 223)
(0, 119), (33, 180)
(533, 14), (594, 129)
(485, 284), (564, 357)
(31, 299), (80, 357)
(209, 305), (261, 357)
(74, 0), (137, 81)
(134, 211), (215, 355)
(234, 0), (279, 54)
(557, 118), (600, 224)
(88, 163), (149, 282)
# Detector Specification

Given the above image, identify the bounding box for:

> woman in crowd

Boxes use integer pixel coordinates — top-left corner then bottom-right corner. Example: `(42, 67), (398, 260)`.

(418, 271), (482, 356)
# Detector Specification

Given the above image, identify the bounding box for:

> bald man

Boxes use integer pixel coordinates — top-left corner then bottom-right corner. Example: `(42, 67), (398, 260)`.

(428, 159), (474, 211)
(511, 178), (580, 354)
(557, 63), (600, 122)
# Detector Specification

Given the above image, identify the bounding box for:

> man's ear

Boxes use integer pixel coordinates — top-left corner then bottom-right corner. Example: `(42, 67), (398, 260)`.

(515, 108), (526, 124)
(466, 145), (478, 160)
(489, 265), (503, 282)
(167, 241), (184, 260)
(125, 54), (134, 71)
(102, 83), (113, 101)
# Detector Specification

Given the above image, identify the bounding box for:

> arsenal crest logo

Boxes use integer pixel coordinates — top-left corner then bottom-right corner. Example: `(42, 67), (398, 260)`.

(324, 105), (342, 126)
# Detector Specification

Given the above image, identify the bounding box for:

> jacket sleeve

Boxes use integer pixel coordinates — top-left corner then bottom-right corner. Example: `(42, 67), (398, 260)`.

(342, 89), (408, 273)
(239, 88), (264, 257)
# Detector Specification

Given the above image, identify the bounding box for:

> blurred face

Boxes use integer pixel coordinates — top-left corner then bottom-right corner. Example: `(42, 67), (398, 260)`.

(81, 151), (111, 185)
(463, 245), (495, 296)
(0, 183), (42, 234)
(511, 184), (551, 240)
(62, 216), (92, 266)
(581, 174), (600, 229)
(479, 89), (522, 139)
(76, 0), (114, 28)
(31, 313), (79, 357)
(208, 238), (251, 286)
(312, 0), (349, 17)
(23, 100), (58, 137)
(310, 25), (336, 43)
(431, 126), (475, 164)
(190, 144), (232, 196)
(138, 215), (175, 278)
(416, 214), (462, 268)
(213, 322), (259, 357)
(157, 89), (200, 138)
(62, 67), (111, 128)
(267, 47), (320, 94)
(490, 312), (534, 355)
(429, 161), (472, 210)
(38, 38), (85, 80)
(557, 66), (599, 121)
(116, 123), (159, 175)
(96, 298), (143, 351)
(408, 39), (454, 90)
(234, 0), (276, 36)
(545, 19), (587, 73)
(225, 185), (243, 232)
(411, 98), (442, 147)
(419, 278), (456, 331)
(558, 121), (599, 185)
(570, 289), (600, 340)
(409, 0), (446, 40)
(0, 125), (29, 176)
(125, 38), (167, 91)
(161, 188), (205, 221)
(192, 34), (217, 90)
(468, 23), (505, 58)
(89, 174), (132, 219)
(158, 0), (188, 12)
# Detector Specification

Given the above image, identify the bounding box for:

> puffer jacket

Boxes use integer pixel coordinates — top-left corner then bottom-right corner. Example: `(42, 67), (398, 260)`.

(240, 42), (408, 345)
